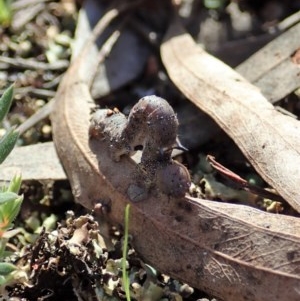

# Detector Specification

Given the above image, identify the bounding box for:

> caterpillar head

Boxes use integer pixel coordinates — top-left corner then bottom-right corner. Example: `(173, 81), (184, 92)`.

(128, 95), (179, 148)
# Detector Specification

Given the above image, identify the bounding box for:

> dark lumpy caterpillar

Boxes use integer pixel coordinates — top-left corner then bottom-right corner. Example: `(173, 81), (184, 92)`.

(89, 95), (191, 198)
(90, 96), (182, 162)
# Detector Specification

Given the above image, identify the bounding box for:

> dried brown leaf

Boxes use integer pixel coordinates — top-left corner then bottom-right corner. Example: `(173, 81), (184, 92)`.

(236, 22), (300, 102)
(161, 17), (300, 213)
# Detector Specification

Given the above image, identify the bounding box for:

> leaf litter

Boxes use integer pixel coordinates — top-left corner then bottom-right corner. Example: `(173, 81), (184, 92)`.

(1, 0), (300, 300)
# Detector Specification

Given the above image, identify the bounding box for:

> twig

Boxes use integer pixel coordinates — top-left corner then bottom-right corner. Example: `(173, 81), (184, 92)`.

(0, 87), (55, 99)
(11, 0), (51, 10)
(0, 56), (69, 71)
(17, 100), (54, 135)
(207, 155), (285, 203)
(15, 11), (129, 135)
(277, 10), (300, 31)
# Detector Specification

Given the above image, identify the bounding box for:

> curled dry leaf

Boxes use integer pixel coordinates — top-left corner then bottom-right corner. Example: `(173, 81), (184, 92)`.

(236, 21), (300, 102)
(73, 0), (150, 99)
(160, 17), (300, 213)
(51, 6), (300, 301)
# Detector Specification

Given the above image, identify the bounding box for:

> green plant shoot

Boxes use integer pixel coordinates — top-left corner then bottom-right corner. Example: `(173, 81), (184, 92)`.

(0, 85), (23, 287)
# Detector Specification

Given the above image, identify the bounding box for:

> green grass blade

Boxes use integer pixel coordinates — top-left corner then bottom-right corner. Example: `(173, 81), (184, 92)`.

(0, 84), (14, 124)
(122, 204), (131, 301)
(0, 128), (19, 164)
